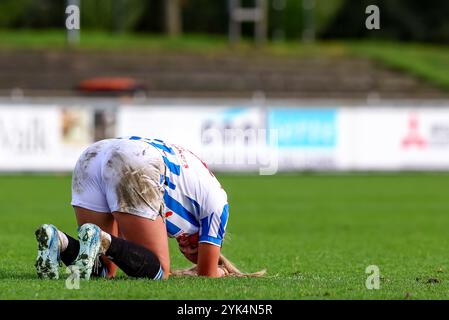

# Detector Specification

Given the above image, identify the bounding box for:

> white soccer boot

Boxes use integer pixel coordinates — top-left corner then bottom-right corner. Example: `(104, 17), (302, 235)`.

(69, 223), (105, 280)
(35, 224), (61, 279)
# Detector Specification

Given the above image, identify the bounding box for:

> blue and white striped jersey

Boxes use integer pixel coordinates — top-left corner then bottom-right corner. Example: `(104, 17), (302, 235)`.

(127, 136), (229, 247)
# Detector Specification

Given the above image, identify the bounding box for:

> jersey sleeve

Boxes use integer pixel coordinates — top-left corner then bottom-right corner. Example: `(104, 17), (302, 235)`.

(198, 190), (229, 247)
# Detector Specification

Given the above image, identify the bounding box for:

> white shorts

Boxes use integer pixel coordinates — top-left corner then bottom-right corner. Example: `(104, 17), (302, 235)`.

(71, 138), (165, 220)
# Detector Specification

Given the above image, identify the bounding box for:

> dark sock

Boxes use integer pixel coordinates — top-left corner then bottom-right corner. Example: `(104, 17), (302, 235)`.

(60, 233), (79, 266)
(105, 235), (163, 279)
(60, 232), (107, 277)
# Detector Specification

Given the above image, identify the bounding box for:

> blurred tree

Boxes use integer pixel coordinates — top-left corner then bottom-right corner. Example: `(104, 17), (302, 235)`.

(80, 0), (113, 30)
(81, 0), (145, 32)
(0, 0), (33, 28)
(10, 0), (65, 28)
(182, 0), (228, 34)
(134, 0), (165, 33)
(0, 0), (146, 32)
(268, 0), (343, 41)
(113, 0), (146, 32)
(276, 0), (303, 39)
(321, 0), (449, 42)
(165, 0), (182, 36)
(314, 0), (344, 34)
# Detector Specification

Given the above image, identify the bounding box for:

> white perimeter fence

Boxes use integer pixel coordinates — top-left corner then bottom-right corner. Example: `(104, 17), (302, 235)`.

(1, 98), (449, 173)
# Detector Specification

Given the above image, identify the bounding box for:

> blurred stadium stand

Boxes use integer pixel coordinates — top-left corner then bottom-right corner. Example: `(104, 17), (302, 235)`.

(0, 50), (447, 99)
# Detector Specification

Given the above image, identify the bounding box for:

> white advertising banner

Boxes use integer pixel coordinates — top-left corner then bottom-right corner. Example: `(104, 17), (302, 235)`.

(3, 103), (448, 172)
(0, 105), (93, 171)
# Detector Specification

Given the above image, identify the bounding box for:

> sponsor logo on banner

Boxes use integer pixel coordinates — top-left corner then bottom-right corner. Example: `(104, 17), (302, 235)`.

(401, 112), (449, 150)
(0, 105), (93, 171)
(0, 112), (48, 154)
(0, 106), (58, 159)
(268, 109), (337, 148)
(267, 108), (338, 170)
(401, 113), (427, 149)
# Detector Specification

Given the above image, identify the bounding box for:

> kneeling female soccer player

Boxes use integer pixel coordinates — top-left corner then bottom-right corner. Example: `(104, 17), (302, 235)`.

(35, 136), (260, 280)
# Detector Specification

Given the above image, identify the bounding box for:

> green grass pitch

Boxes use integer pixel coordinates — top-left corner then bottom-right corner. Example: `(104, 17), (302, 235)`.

(1, 173), (449, 299)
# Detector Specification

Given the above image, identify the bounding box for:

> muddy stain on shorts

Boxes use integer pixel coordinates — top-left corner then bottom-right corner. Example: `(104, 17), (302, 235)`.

(107, 150), (164, 215)
(72, 144), (102, 194)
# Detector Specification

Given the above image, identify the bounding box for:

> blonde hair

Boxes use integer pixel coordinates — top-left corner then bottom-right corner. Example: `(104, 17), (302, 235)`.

(171, 254), (266, 277)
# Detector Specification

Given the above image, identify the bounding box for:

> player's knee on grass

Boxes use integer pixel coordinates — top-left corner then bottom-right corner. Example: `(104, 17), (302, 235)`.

(106, 235), (164, 280)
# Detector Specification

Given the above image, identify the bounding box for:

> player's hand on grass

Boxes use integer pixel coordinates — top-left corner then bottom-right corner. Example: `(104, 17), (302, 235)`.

(217, 265), (229, 277)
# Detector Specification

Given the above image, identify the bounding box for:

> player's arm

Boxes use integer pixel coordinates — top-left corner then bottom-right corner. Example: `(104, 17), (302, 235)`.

(197, 242), (224, 277)
(196, 205), (229, 277)
(176, 198), (229, 277)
